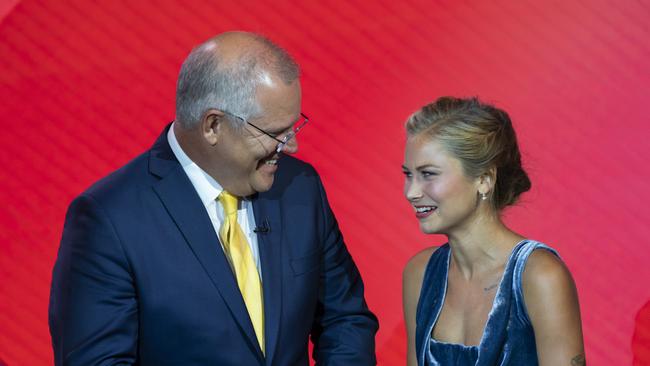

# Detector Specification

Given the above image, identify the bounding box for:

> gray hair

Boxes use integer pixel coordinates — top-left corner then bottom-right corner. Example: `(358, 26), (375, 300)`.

(175, 34), (300, 129)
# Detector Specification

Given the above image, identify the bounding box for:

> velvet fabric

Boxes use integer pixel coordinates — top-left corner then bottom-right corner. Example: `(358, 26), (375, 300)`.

(415, 240), (559, 365)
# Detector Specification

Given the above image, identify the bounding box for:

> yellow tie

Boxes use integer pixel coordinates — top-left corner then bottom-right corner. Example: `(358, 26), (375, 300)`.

(218, 191), (265, 354)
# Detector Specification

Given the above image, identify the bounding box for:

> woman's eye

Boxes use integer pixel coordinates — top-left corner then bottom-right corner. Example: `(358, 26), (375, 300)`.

(421, 171), (438, 178)
(402, 171), (412, 178)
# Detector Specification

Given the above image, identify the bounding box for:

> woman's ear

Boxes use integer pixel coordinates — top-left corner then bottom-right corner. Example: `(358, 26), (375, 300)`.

(478, 166), (497, 195)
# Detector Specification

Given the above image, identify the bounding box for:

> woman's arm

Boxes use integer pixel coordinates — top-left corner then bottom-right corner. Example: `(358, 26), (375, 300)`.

(403, 248), (435, 366)
(523, 249), (586, 366)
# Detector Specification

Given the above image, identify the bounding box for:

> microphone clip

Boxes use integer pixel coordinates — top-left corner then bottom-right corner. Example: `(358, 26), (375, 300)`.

(254, 219), (270, 234)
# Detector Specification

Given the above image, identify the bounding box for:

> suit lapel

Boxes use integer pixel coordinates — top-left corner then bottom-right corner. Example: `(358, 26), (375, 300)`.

(149, 126), (264, 361)
(252, 195), (283, 364)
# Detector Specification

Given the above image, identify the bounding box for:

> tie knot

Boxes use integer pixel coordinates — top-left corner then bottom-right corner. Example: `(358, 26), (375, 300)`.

(218, 191), (239, 217)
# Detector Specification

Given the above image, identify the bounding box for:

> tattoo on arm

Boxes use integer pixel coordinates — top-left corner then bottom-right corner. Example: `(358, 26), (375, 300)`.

(570, 354), (586, 366)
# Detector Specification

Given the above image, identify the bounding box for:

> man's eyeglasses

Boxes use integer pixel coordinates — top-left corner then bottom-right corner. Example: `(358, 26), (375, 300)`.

(223, 111), (309, 153)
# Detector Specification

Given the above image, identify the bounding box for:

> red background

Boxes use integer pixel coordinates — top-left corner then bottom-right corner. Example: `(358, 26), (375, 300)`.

(1, 1), (649, 365)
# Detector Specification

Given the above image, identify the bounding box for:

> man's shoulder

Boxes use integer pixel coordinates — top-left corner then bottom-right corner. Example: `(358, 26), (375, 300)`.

(80, 149), (156, 206)
(273, 155), (319, 185)
(263, 155), (321, 200)
(277, 154), (317, 176)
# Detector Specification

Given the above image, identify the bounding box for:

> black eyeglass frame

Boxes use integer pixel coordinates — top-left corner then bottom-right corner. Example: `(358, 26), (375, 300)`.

(222, 111), (309, 153)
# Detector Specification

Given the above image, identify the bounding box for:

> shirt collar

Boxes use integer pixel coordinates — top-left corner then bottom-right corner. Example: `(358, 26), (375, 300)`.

(167, 122), (223, 206)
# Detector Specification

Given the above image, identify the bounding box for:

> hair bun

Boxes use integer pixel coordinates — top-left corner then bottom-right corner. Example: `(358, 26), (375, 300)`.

(406, 96), (530, 210)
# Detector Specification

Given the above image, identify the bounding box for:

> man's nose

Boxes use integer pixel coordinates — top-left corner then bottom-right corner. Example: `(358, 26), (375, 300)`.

(281, 136), (298, 154)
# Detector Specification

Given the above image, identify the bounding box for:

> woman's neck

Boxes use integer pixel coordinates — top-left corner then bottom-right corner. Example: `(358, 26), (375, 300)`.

(446, 215), (524, 280)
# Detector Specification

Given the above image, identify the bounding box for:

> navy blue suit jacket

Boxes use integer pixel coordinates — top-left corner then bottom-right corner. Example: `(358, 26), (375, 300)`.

(49, 126), (378, 365)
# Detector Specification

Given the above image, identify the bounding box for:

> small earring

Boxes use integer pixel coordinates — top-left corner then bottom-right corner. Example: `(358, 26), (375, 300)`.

(480, 192), (488, 201)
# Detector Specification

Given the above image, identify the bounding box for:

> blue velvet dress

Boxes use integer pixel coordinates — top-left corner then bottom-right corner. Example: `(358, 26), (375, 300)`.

(415, 240), (558, 365)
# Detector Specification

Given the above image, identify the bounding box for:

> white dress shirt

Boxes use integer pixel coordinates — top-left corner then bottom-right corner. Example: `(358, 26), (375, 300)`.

(167, 123), (261, 274)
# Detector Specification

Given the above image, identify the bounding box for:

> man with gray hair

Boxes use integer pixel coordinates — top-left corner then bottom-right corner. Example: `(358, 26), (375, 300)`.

(49, 31), (378, 365)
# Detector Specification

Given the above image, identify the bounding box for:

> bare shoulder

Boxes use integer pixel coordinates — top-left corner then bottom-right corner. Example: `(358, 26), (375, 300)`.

(403, 246), (438, 283)
(403, 247), (439, 366)
(403, 247), (438, 329)
(522, 247), (581, 332)
(522, 248), (575, 295)
(403, 246), (439, 307)
(522, 249), (585, 364)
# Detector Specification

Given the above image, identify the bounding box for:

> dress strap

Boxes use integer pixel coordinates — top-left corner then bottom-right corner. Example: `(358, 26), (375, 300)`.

(415, 244), (450, 366)
(511, 240), (560, 326)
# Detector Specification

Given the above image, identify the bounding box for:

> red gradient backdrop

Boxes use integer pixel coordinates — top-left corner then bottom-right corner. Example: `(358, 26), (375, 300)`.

(1, 1), (649, 365)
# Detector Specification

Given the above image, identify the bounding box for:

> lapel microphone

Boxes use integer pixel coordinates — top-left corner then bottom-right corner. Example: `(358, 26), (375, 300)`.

(254, 219), (270, 234)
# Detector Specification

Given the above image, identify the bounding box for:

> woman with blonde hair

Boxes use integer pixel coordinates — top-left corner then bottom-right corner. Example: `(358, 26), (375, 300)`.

(402, 97), (585, 365)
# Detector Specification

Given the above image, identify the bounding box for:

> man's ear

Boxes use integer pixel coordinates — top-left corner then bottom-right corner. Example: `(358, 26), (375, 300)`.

(201, 109), (226, 145)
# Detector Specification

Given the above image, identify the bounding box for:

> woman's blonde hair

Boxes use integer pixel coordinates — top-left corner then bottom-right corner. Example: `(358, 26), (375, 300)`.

(406, 96), (531, 210)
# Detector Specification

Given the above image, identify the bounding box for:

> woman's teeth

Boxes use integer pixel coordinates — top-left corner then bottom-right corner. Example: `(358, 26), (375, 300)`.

(416, 206), (436, 213)
(265, 159), (278, 165)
